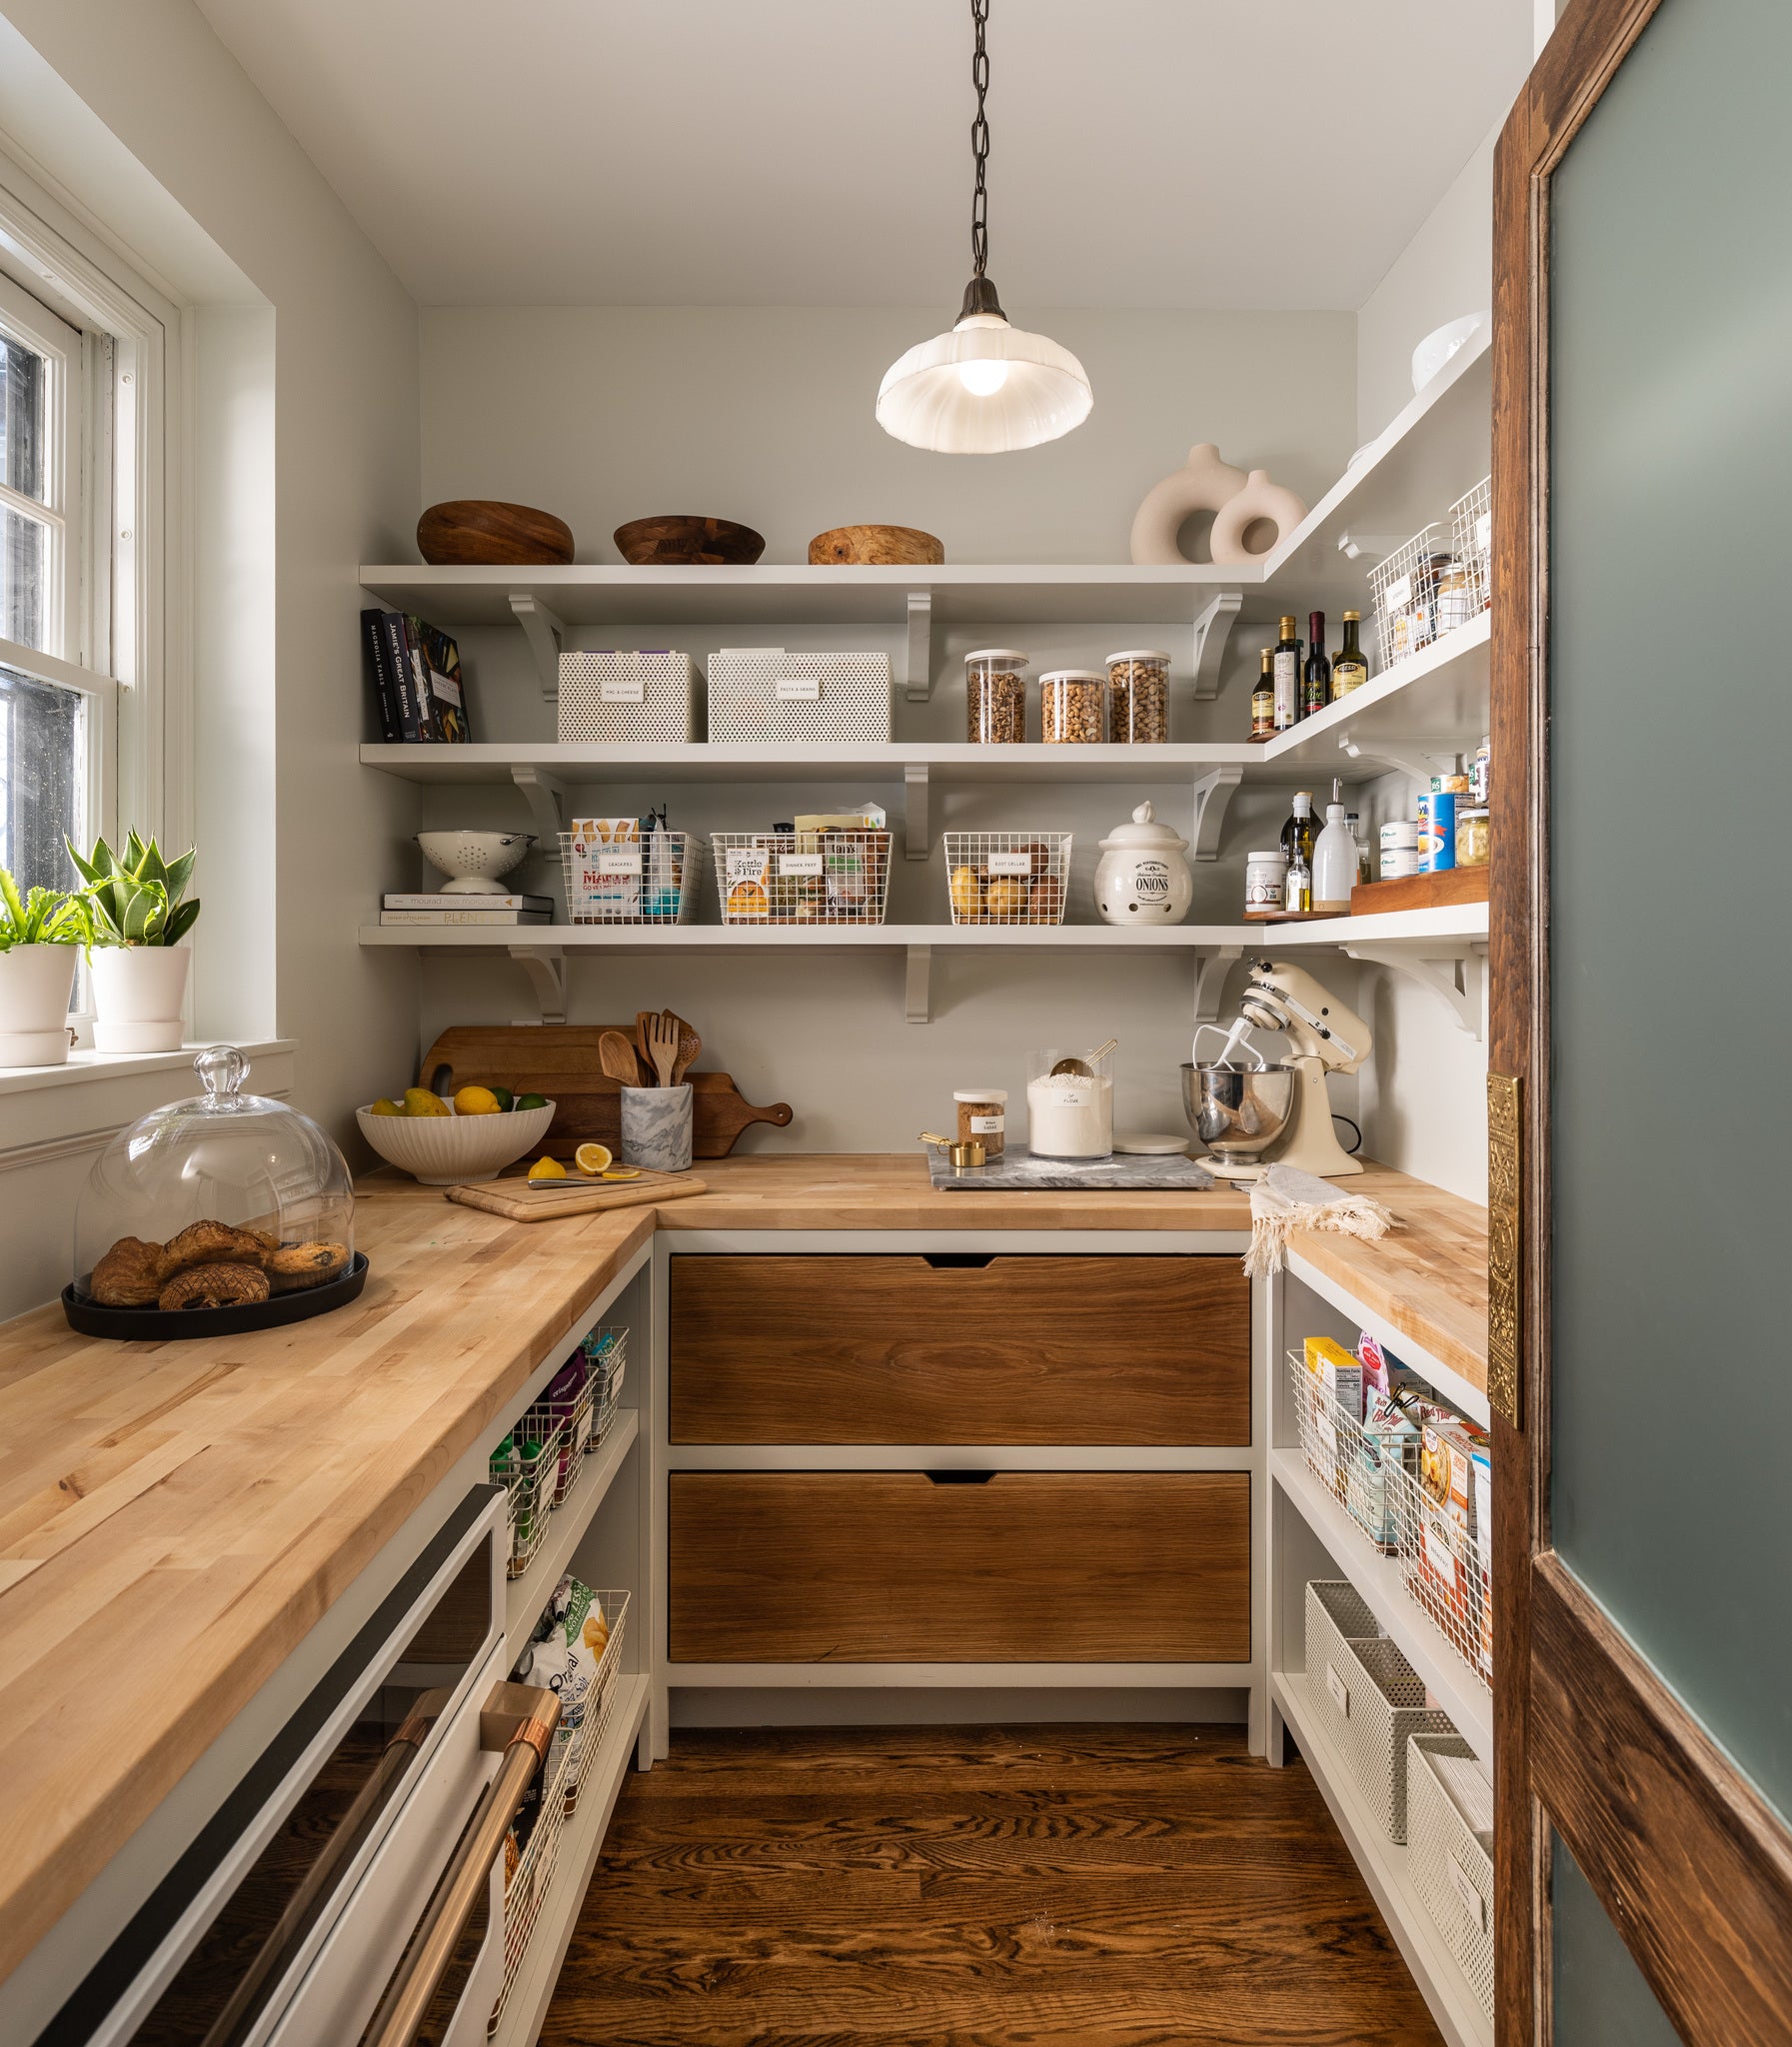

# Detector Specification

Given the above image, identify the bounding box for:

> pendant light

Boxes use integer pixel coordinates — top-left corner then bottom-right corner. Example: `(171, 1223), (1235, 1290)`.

(877, 0), (1092, 454)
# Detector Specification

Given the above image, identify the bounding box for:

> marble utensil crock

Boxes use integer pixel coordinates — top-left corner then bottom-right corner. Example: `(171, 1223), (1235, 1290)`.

(620, 1083), (694, 1171)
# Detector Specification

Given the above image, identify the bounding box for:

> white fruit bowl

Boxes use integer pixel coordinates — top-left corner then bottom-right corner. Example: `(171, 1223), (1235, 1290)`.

(356, 1100), (556, 1184)
(416, 830), (536, 895)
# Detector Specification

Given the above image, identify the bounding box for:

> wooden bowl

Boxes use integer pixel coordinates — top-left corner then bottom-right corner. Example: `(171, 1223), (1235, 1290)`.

(809, 524), (944, 567)
(418, 501), (574, 566)
(614, 515), (766, 566)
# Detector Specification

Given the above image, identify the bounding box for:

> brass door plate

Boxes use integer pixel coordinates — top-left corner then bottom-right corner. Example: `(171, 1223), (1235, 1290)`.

(1487, 1071), (1521, 1428)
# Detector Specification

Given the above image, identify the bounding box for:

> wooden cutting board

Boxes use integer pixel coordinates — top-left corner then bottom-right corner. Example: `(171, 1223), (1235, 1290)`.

(419, 1025), (793, 1159)
(447, 1168), (707, 1222)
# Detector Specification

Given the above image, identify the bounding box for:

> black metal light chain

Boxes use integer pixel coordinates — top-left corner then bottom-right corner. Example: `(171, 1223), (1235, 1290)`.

(969, 0), (990, 279)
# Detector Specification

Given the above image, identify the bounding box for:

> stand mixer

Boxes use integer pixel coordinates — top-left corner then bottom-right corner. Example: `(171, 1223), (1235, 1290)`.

(1186, 959), (1370, 1178)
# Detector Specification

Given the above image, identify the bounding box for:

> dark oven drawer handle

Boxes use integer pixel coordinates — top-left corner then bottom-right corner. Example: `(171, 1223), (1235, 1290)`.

(361, 1682), (562, 2047)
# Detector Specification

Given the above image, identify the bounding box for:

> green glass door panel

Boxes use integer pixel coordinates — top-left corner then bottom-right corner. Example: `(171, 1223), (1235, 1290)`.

(1548, 0), (1792, 1831)
(1552, 1834), (1680, 2047)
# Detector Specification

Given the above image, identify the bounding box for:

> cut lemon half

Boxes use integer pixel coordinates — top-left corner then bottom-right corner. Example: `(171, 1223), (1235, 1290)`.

(574, 1142), (613, 1176)
(527, 1155), (567, 1181)
(601, 1167), (642, 1180)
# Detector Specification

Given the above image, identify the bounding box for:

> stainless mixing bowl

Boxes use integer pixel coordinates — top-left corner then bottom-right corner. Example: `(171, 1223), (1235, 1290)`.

(1180, 1062), (1296, 1163)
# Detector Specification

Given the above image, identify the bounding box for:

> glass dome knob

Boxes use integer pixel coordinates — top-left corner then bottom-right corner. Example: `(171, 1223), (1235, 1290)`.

(195, 1043), (248, 1100)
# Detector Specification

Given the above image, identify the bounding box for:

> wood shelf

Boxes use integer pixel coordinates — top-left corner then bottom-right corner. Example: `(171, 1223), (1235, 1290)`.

(1271, 1673), (1491, 2047)
(505, 1407), (640, 1645)
(1271, 1446), (1492, 1754)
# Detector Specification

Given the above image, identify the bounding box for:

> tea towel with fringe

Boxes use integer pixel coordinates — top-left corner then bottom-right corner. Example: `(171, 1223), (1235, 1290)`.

(1243, 1162), (1398, 1278)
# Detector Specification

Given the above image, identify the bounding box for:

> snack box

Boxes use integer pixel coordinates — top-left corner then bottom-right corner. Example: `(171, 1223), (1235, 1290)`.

(1415, 1416), (1488, 1646)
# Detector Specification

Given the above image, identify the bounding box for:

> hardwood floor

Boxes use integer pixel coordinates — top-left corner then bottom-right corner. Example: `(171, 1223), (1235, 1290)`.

(542, 1724), (1444, 2045)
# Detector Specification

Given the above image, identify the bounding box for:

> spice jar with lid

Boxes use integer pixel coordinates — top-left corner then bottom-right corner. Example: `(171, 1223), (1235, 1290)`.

(1106, 650), (1170, 744)
(965, 650), (1028, 744)
(1039, 670), (1104, 744)
(953, 1087), (1007, 1158)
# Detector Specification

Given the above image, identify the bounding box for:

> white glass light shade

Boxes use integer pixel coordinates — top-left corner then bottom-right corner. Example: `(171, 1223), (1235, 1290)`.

(877, 312), (1092, 453)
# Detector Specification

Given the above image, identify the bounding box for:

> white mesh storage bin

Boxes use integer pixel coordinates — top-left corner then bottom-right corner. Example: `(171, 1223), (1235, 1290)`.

(560, 830), (702, 924)
(712, 830), (892, 925)
(565, 1590), (630, 1810)
(1449, 476), (1493, 617)
(942, 832), (1072, 926)
(1285, 1351), (1413, 1552)
(1368, 524), (1448, 673)
(491, 1720), (571, 2030)
(1387, 1434), (1494, 1686)
(706, 649), (892, 744)
(1303, 1579), (1454, 1842)
(1407, 1731), (1496, 2020)
(558, 649), (697, 743)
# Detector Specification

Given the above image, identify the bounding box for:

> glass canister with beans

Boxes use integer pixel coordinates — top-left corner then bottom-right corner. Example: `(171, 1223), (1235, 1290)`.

(965, 649), (1029, 744)
(1106, 649), (1170, 744)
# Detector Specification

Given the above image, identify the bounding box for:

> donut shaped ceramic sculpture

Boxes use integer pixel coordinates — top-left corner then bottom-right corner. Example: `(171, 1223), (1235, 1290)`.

(1128, 444), (1248, 566)
(1208, 469), (1309, 565)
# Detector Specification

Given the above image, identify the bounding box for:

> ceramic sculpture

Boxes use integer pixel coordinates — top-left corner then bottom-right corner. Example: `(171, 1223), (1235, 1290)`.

(1208, 469), (1309, 565)
(1128, 444), (1246, 566)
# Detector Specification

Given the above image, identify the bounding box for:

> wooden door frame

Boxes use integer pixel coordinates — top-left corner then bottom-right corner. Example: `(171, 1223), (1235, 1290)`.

(1491, 2), (1792, 2042)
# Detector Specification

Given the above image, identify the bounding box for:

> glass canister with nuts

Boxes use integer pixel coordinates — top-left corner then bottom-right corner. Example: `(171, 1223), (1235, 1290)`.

(1106, 649), (1171, 744)
(1039, 669), (1105, 744)
(965, 649), (1029, 744)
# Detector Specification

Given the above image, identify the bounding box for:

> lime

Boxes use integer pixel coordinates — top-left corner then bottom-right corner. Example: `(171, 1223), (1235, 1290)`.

(491, 1085), (515, 1111)
(515, 1091), (548, 1111)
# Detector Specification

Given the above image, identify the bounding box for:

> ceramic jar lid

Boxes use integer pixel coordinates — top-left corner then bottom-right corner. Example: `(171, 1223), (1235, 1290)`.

(1098, 799), (1189, 852)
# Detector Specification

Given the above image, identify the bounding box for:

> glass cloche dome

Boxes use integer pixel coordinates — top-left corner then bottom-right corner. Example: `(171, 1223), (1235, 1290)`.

(68, 1044), (362, 1331)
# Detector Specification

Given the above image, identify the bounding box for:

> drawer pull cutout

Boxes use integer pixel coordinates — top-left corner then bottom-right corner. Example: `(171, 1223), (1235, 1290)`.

(921, 1251), (996, 1269)
(926, 1469), (995, 1484)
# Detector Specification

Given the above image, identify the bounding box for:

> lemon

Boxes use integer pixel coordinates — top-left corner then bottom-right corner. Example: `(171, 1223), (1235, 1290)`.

(602, 1167), (642, 1180)
(402, 1086), (451, 1117)
(574, 1142), (613, 1176)
(369, 1097), (403, 1117)
(454, 1084), (502, 1116)
(527, 1155), (567, 1181)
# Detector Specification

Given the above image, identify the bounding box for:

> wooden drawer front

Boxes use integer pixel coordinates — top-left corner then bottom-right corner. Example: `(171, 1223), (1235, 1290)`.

(669, 1253), (1249, 1445)
(669, 1471), (1250, 1663)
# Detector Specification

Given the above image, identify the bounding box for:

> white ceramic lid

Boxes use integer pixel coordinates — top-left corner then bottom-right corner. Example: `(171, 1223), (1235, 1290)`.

(1114, 1131), (1193, 1154)
(953, 1087), (1008, 1102)
(1105, 649), (1172, 665)
(1247, 849), (1289, 864)
(1098, 799), (1189, 851)
(964, 648), (1030, 668)
(1037, 669), (1105, 684)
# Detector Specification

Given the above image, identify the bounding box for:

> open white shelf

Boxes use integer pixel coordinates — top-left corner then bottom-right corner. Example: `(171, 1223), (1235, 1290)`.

(1272, 1446), (1492, 1755)
(505, 1408), (640, 1645)
(489, 1673), (651, 2047)
(1259, 612), (1489, 779)
(1272, 1672), (1491, 2047)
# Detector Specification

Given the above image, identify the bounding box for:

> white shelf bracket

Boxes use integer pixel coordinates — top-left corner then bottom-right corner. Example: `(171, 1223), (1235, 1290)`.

(509, 593), (567, 702)
(1344, 943), (1487, 1040)
(903, 763), (930, 862)
(904, 944), (932, 1025)
(1193, 946), (1242, 1027)
(510, 764), (567, 843)
(1190, 591), (1244, 702)
(1191, 766), (1243, 863)
(901, 590), (935, 703)
(508, 946), (567, 1024)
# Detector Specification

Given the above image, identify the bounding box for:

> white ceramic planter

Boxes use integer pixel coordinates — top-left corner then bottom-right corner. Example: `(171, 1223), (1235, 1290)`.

(90, 946), (191, 1053)
(0, 944), (78, 1065)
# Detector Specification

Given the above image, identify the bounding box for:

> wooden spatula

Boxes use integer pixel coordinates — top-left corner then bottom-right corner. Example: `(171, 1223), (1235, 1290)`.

(641, 1011), (680, 1087)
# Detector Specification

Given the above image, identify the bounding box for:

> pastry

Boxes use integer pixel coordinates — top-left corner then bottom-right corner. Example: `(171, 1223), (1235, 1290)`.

(268, 1240), (350, 1291)
(159, 1263), (271, 1311)
(90, 1236), (166, 1308)
(158, 1219), (271, 1284)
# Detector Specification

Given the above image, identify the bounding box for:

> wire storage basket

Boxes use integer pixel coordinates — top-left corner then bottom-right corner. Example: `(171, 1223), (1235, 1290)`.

(565, 1590), (631, 1810)
(707, 649), (893, 744)
(557, 649), (697, 743)
(490, 1419), (566, 1579)
(1449, 476), (1493, 616)
(1286, 1352), (1412, 1552)
(1303, 1579), (1454, 1843)
(1407, 1731), (1496, 2020)
(1369, 523), (1450, 672)
(493, 1725), (573, 2030)
(581, 1326), (628, 1452)
(561, 829), (702, 925)
(942, 833), (1072, 926)
(712, 831), (892, 925)
(1387, 1424), (1494, 1685)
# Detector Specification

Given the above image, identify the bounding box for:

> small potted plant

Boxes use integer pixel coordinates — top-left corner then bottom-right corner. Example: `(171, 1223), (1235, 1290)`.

(0, 869), (88, 1065)
(67, 833), (201, 1053)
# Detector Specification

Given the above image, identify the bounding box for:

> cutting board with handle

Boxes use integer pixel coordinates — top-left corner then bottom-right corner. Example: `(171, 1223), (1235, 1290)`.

(419, 1025), (793, 1159)
(447, 1167), (707, 1223)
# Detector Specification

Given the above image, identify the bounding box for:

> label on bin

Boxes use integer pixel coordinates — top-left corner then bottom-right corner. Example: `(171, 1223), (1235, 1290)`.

(776, 676), (820, 700)
(1449, 1853), (1488, 1931)
(986, 851), (1033, 877)
(596, 850), (642, 875)
(778, 852), (825, 876)
(599, 677), (645, 703)
(1325, 1663), (1350, 1717)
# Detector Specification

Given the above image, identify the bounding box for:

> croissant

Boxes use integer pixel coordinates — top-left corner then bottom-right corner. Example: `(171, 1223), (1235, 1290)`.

(90, 1236), (165, 1308)
(159, 1263), (271, 1311)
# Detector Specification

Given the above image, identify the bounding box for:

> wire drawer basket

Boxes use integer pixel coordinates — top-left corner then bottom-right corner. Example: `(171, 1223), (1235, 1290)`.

(1368, 524), (1449, 673)
(707, 649), (893, 744)
(1386, 1436), (1494, 1685)
(1304, 1580), (1454, 1843)
(1407, 1731), (1496, 2020)
(564, 1589), (631, 1811)
(1448, 476), (1493, 617)
(561, 830), (702, 925)
(941, 832), (1072, 926)
(712, 831), (892, 925)
(492, 1719), (572, 2030)
(557, 649), (697, 743)
(491, 1418), (566, 1579)
(1286, 1351), (1413, 1552)
(582, 1326), (628, 1452)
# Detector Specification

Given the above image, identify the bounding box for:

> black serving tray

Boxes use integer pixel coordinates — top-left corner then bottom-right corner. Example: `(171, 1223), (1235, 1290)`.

(62, 1253), (369, 1339)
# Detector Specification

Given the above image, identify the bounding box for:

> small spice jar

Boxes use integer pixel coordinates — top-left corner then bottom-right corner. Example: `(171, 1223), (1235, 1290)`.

(1106, 649), (1170, 744)
(1039, 670), (1104, 744)
(954, 1087), (1007, 1158)
(965, 650), (1028, 744)
(1456, 809), (1491, 868)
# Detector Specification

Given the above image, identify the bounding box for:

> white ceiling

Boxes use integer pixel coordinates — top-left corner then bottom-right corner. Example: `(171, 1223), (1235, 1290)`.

(192, 0), (1532, 311)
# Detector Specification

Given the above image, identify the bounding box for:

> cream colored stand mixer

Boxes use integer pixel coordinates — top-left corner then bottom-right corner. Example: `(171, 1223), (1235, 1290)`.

(1197, 959), (1369, 1178)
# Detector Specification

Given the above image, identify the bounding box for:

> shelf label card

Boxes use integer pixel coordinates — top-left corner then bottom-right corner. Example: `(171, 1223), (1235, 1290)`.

(595, 851), (642, 875)
(985, 851), (1033, 878)
(1475, 512), (1492, 551)
(1383, 572), (1412, 610)
(778, 852), (825, 876)
(1448, 1854), (1489, 1931)
(776, 677), (821, 700)
(600, 677), (646, 703)
(1325, 1663), (1351, 1717)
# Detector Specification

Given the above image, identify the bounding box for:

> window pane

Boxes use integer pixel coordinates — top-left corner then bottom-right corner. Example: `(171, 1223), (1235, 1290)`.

(1, 506), (47, 650)
(0, 330), (46, 500)
(0, 663), (84, 895)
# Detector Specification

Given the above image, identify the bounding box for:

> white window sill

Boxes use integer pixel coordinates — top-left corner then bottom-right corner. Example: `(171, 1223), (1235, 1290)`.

(0, 1040), (297, 1170)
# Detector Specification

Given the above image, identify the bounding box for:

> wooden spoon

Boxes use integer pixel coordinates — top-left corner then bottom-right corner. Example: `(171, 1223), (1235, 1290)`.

(667, 1010), (702, 1084)
(599, 1029), (645, 1086)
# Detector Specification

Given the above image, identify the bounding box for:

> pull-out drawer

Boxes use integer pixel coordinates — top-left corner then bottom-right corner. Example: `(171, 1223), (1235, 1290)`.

(669, 1470), (1250, 1663)
(670, 1253), (1249, 1445)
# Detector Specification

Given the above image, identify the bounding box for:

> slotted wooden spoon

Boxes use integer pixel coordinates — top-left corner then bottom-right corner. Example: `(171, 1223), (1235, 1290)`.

(667, 1011), (702, 1084)
(640, 1011), (680, 1087)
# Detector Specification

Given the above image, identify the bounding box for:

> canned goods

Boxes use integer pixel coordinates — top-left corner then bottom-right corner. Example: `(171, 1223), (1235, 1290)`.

(1380, 819), (1419, 853)
(1418, 791), (1457, 872)
(1380, 847), (1422, 880)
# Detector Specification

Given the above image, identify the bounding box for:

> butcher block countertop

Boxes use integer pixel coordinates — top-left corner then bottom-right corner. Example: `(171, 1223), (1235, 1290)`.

(0, 1152), (1483, 1987)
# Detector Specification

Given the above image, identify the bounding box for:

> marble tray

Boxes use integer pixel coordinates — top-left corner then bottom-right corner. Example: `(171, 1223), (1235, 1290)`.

(926, 1145), (1215, 1192)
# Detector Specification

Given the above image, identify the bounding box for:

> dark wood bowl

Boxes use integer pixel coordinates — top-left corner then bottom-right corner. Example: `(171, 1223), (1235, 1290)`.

(809, 524), (944, 566)
(418, 501), (574, 566)
(614, 515), (766, 566)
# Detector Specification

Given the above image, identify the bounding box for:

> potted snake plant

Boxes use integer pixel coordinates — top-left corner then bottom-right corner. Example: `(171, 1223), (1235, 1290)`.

(0, 869), (88, 1065)
(67, 833), (200, 1052)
